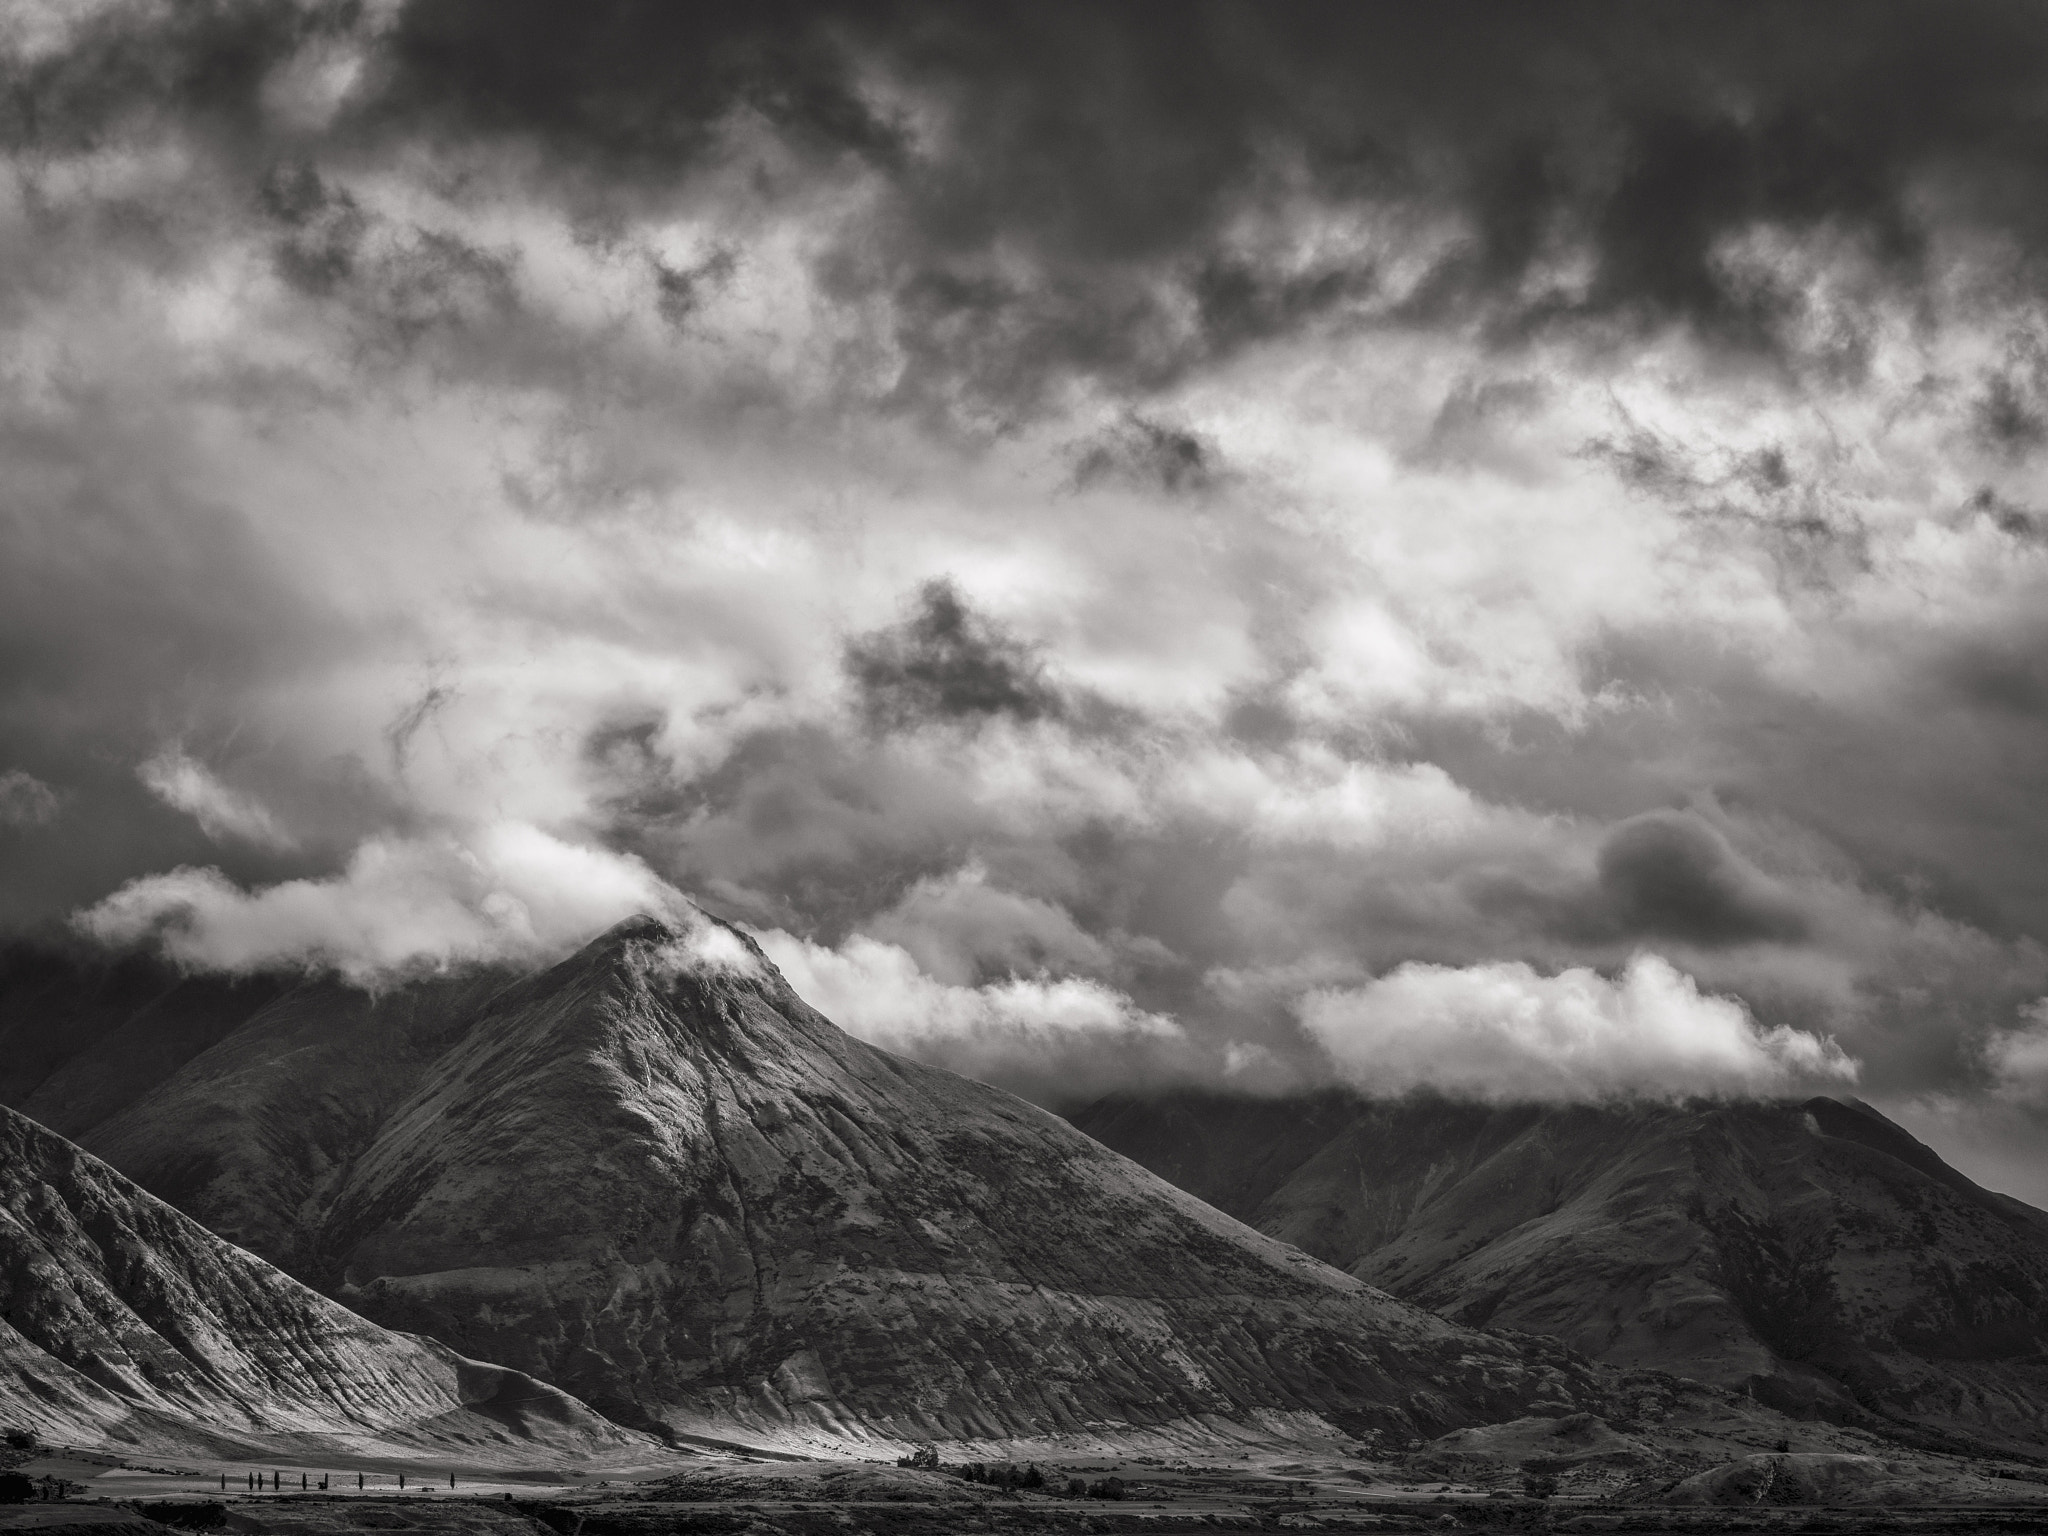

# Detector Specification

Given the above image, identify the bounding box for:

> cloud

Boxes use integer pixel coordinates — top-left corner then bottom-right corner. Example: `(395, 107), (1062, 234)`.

(1299, 953), (1859, 1103)
(861, 862), (1117, 986)
(1562, 810), (1812, 947)
(0, 769), (60, 827)
(138, 747), (296, 850)
(75, 823), (677, 983)
(325, 1), (2048, 399)
(757, 927), (1187, 1103)
(1069, 416), (1223, 496)
(844, 579), (1063, 730)
(1984, 1000), (2048, 1109)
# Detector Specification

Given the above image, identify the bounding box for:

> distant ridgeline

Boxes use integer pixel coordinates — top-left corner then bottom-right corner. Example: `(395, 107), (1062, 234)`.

(1072, 1088), (2048, 1455)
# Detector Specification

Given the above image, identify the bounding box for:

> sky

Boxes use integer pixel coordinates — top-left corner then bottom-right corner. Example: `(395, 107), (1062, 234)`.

(8, 1), (2048, 1197)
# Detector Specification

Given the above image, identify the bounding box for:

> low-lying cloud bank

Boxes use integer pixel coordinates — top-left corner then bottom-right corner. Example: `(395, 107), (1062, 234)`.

(757, 928), (1191, 1105)
(1300, 954), (1859, 1103)
(77, 828), (1864, 1109)
(76, 825), (676, 984)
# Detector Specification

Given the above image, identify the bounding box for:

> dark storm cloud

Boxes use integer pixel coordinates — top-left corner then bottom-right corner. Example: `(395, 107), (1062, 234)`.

(844, 580), (1062, 730)
(1069, 416), (1222, 496)
(20, 2), (2048, 413)
(1575, 810), (1812, 948)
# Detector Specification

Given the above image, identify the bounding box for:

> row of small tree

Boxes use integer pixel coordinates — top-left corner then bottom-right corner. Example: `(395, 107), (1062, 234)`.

(954, 1462), (1043, 1489)
(894, 1448), (1128, 1502)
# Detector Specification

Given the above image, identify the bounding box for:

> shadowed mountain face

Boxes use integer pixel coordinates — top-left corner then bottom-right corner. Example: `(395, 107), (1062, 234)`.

(3, 919), (1606, 1452)
(0, 1102), (641, 1460)
(1069, 1091), (2048, 1452)
(0, 946), (284, 1142)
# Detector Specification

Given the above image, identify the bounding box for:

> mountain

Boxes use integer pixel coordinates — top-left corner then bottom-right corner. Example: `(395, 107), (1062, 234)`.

(0, 944), (283, 1141)
(78, 972), (511, 1280)
(11, 917), (1610, 1454)
(1069, 1090), (2048, 1453)
(0, 1101), (643, 1462)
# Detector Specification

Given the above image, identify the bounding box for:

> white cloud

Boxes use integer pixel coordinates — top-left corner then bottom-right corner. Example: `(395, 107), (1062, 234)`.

(75, 822), (676, 982)
(1299, 953), (1859, 1103)
(861, 861), (1114, 984)
(0, 768), (59, 827)
(1985, 1000), (2048, 1109)
(757, 928), (1184, 1098)
(138, 747), (295, 850)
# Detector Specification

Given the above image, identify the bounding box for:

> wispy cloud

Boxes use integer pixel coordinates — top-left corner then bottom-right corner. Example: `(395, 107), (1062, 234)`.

(0, 769), (60, 828)
(138, 748), (296, 851)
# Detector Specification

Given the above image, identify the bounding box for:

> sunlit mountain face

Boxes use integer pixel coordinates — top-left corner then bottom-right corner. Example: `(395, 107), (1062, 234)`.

(8, 2), (2048, 1199)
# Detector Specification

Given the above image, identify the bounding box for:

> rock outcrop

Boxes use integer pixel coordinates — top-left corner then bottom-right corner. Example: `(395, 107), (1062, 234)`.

(0, 1103), (641, 1462)
(1071, 1090), (2048, 1451)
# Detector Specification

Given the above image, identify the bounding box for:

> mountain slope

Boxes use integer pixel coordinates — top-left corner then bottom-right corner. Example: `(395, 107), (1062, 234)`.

(78, 973), (509, 1281)
(1070, 1090), (2048, 1451)
(0, 1103), (643, 1461)
(285, 916), (1607, 1451)
(0, 944), (284, 1141)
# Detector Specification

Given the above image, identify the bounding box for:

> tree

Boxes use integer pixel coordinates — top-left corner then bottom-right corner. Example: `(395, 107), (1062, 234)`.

(1520, 1471), (1559, 1500)
(0, 1473), (35, 1504)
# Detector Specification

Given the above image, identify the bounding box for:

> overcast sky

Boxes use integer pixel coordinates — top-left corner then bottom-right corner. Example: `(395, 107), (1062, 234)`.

(9, 1), (2048, 1196)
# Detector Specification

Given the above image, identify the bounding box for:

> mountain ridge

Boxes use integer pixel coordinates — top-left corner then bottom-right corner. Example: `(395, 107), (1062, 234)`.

(0, 1099), (646, 1463)
(1069, 1087), (2048, 1454)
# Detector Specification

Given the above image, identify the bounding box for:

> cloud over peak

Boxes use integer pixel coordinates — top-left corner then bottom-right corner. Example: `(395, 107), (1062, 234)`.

(76, 823), (678, 984)
(1301, 953), (1859, 1105)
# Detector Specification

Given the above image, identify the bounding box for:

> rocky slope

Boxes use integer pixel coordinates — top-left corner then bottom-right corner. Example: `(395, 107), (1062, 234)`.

(0, 1103), (643, 1461)
(14, 917), (1613, 1453)
(1070, 1090), (2048, 1451)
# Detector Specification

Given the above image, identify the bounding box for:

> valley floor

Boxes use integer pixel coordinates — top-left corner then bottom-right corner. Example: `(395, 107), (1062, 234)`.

(14, 1445), (2048, 1536)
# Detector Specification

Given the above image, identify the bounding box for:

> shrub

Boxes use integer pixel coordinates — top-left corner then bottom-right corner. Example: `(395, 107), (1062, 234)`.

(0, 1473), (33, 1504)
(1, 1429), (36, 1452)
(1520, 1471), (1559, 1500)
(1088, 1477), (1126, 1500)
(1064, 1477), (1087, 1498)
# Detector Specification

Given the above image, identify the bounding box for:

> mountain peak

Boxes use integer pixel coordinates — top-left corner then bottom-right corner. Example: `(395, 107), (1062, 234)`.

(266, 925), (1610, 1450)
(577, 908), (787, 1002)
